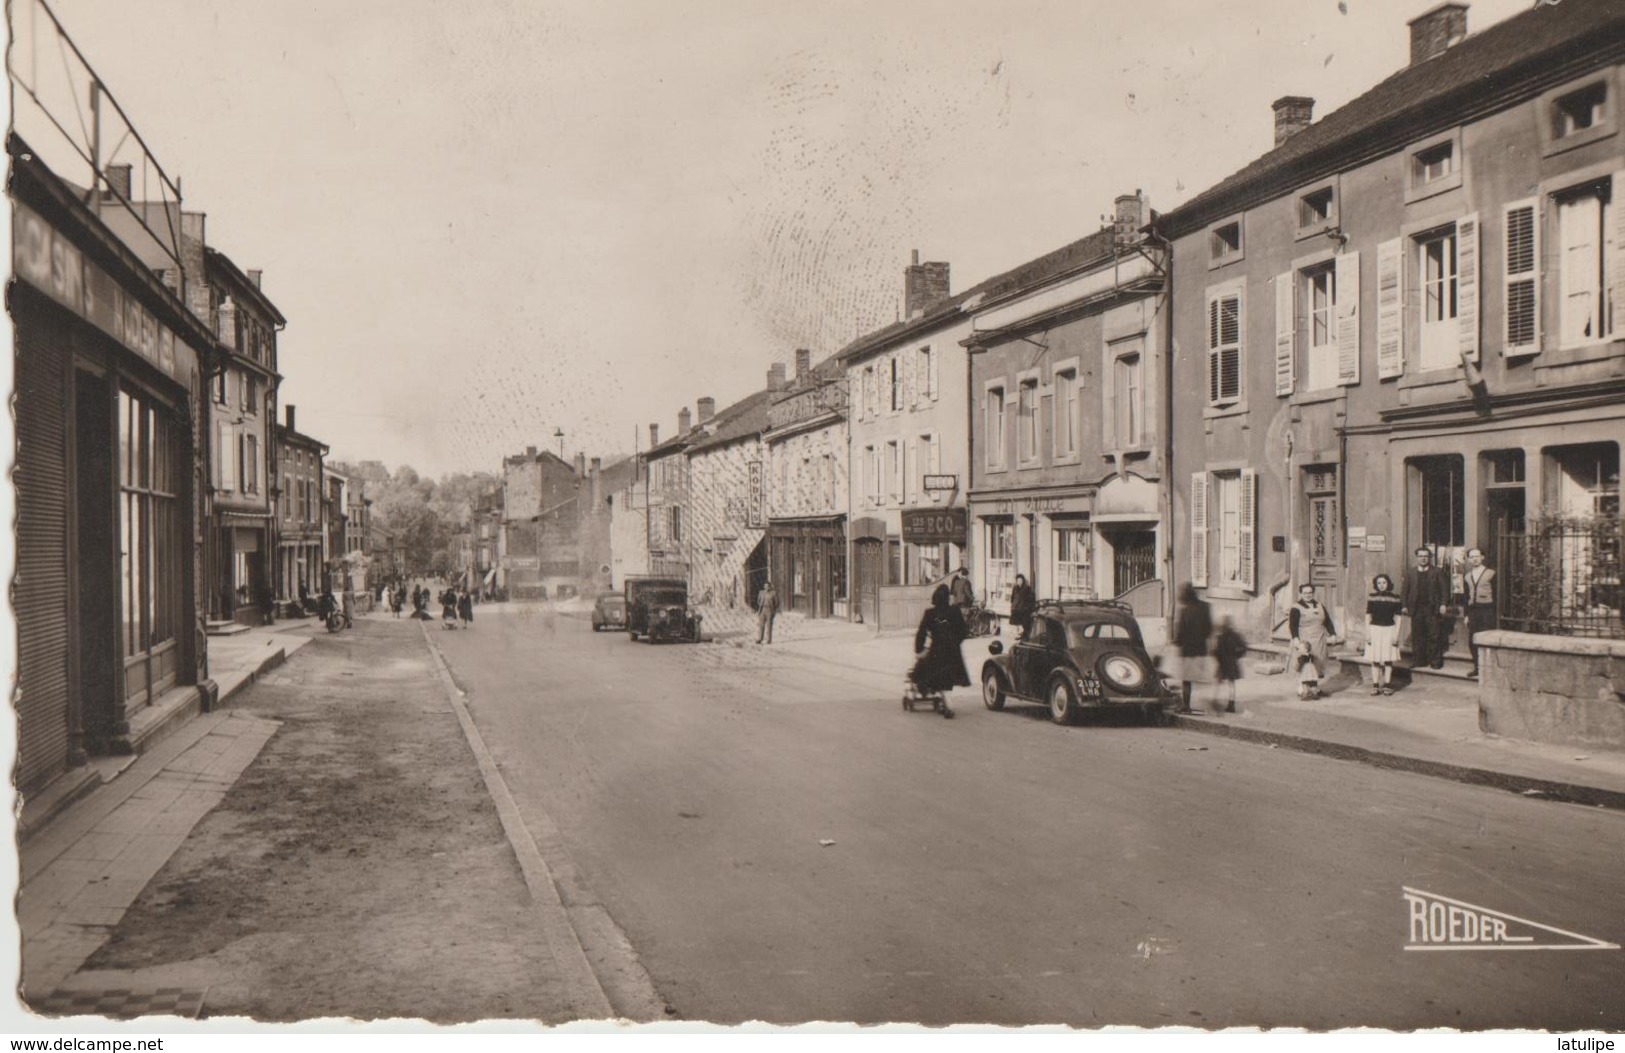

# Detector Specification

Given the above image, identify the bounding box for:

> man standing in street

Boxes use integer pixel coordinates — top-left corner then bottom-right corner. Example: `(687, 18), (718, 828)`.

(950, 567), (974, 616)
(1401, 547), (1451, 670)
(1460, 547), (1497, 679)
(756, 579), (779, 645)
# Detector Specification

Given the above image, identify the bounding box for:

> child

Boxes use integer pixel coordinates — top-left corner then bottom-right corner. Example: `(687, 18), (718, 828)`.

(1365, 574), (1404, 695)
(1212, 617), (1247, 714)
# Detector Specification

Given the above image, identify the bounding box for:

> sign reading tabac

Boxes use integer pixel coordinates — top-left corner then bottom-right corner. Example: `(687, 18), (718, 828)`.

(901, 507), (967, 545)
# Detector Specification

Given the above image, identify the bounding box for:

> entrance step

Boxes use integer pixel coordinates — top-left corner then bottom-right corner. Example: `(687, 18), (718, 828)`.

(205, 620), (251, 637)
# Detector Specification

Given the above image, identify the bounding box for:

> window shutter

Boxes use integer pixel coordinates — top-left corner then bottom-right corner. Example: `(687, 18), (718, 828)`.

(850, 377), (862, 422)
(905, 352), (918, 409)
(1335, 251), (1361, 385)
(1610, 171), (1625, 340)
(1275, 272), (1295, 396)
(907, 439), (917, 504)
(218, 423), (235, 490)
(1503, 199), (1540, 355)
(930, 434), (941, 474)
(1376, 237), (1405, 378)
(1457, 211), (1480, 363)
(1239, 468), (1258, 593)
(1190, 473), (1209, 588)
(929, 346), (940, 400)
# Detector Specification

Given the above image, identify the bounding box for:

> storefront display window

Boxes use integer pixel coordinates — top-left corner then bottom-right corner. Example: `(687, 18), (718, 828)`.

(1055, 526), (1093, 599)
(119, 386), (182, 706)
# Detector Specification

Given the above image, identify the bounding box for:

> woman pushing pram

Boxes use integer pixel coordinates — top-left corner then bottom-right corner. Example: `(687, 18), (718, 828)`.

(905, 585), (972, 718)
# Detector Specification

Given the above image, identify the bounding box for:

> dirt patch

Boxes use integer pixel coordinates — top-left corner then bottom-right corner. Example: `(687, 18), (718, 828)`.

(81, 621), (584, 1023)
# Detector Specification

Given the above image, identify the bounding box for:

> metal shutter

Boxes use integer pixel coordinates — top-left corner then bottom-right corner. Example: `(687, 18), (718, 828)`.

(14, 312), (74, 792)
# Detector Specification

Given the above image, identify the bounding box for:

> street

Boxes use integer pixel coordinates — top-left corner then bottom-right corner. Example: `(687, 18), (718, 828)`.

(428, 606), (1625, 1028)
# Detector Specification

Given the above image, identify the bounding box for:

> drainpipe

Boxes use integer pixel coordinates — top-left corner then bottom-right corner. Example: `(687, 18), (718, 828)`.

(1153, 228), (1177, 631)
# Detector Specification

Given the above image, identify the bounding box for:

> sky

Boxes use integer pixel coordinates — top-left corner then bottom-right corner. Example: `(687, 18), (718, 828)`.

(14, 0), (1529, 478)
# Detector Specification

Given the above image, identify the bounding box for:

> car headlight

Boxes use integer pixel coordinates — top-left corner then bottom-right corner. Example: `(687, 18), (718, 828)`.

(1099, 654), (1147, 692)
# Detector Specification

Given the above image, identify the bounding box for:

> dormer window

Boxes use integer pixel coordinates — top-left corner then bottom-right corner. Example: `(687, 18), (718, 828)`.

(1539, 76), (1616, 157)
(1300, 188), (1333, 228)
(1414, 141), (1454, 185)
(1555, 82), (1607, 139)
(1404, 130), (1463, 203)
(1209, 219), (1243, 268)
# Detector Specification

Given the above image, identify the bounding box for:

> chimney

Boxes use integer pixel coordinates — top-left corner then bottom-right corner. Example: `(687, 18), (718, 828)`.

(247, 269), (263, 289)
(794, 348), (812, 378)
(574, 452), (586, 477)
(649, 423), (660, 447)
(1272, 96), (1315, 147)
(678, 406), (692, 433)
(285, 405), (297, 432)
(526, 445), (537, 458)
(767, 363), (788, 391)
(590, 457), (602, 507)
(1409, 3), (1468, 66)
(216, 296), (238, 349)
(1113, 190), (1146, 246)
(697, 397), (716, 423)
(104, 163), (132, 201)
(904, 254), (951, 319)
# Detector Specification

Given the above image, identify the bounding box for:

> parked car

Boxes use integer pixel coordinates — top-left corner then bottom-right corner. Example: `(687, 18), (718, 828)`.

(591, 592), (628, 632)
(980, 599), (1179, 724)
(624, 576), (702, 642)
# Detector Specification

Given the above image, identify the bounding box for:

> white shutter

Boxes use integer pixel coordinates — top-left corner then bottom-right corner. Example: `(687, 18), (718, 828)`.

(1275, 271), (1295, 396)
(929, 345), (940, 400)
(1610, 171), (1625, 340)
(1190, 473), (1209, 589)
(905, 351), (919, 409)
(1335, 251), (1361, 385)
(1239, 468), (1258, 593)
(1377, 237), (1405, 378)
(930, 434), (941, 474)
(1503, 199), (1540, 355)
(1457, 211), (1480, 363)
(907, 439), (917, 504)
(219, 423), (235, 491)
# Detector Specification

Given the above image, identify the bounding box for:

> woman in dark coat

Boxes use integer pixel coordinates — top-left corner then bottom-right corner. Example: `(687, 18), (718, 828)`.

(912, 585), (972, 712)
(457, 588), (474, 629)
(1009, 574), (1036, 639)
(1171, 581), (1213, 714)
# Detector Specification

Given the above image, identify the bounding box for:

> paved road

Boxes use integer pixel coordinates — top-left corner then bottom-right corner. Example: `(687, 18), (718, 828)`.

(432, 606), (1625, 1028)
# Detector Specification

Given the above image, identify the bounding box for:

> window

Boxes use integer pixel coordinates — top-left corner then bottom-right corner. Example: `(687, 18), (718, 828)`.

(1216, 472), (1242, 587)
(919, 432), (941, 476)
(1413, 141), (1454, 186)
(1207, 289), (1242, 405)
(985, 521), (1015, 603)
(119, 387), (182, 703)
(823, 452), (836, 509)
(1411, 455), (1465, 550)
(1055, 525), (1093, 600)
(1017, 377), (1039, 463)
(865, 444), (880, 505)
(245, 433), (259, 494)
(1406, 131), (1463, 201)
(1113, 354), (1142, 447)
(985, 384), (1006, 469)
(1196, 469), (1256, 592)
(890, 356), (903, 412)
(1299, 187), (1335, 232)
(1556, 181), (1614, 348)
(1304, 264), (1337, 390)
(916, 345), (937, 401)
(887, 440), (902, 503)
(1554, 82), (1608, 139)
(213, 370), (227, 405)
(1419, 227), (1460, 370)
(1054, 367), (1079, 458)
(1210, 219), (1243, 266)
(863, 366), (877, 418)
(669, 505), (683, 543)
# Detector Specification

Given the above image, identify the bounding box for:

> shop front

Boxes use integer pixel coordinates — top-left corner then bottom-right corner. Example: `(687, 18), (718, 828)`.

(768, 516), (847, 618)
(969, 486), (1098, 616)
(11, 160), (213, 790)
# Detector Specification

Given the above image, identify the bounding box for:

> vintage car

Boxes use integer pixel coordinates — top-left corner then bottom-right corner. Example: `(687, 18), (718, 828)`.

(980, 599), (1179, 724)
(624, 576), (702, 643)
(591, 592), (628, 632)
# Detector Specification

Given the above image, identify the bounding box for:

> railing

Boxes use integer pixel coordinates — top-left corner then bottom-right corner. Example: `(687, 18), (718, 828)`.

(7, 0), (185, 271)
(1499, 519), (1623, 639)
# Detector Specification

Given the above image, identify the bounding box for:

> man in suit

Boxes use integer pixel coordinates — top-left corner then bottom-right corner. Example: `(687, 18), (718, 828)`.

(756, 580), (780, 645)
(1400, 546), (1451, 670)
(1460, 547), (1497, 679)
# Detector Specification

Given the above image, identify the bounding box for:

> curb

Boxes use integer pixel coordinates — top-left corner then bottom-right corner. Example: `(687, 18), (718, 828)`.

(1170, 714), (1625, 811)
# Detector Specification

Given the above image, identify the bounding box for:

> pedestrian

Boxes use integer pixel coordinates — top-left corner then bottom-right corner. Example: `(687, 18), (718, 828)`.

(391, 586), (404, 618)
(756, 579), (779, 644)
(1009, 574), (1036, 639)
(1289, 583), (1338, 700)
(457, 587), (474, 629)
(1364, 574), (1405, 696)
(1212, 616), (1246, 714)
(1400, 546), (1451, 671)
(1170, 581), (1212, 714)
(441, 586), (459, 630)
(910, 584), (971, 717)
(1460, 547), (1497, 679)
(381, 584), (392, 617)
(949, 567), (974, 614)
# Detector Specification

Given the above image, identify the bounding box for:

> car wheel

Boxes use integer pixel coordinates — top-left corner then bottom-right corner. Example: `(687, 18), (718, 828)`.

(1048, 677), (1080, 725)
(981, 667), (1006, 710)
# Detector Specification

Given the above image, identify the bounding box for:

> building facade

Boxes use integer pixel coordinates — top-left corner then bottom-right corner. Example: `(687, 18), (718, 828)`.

(1159, 0), (1625, 657)
(273, 404), (327, 612)
(687, 391), (773, 612)
(967, 194), (1172, 639)
(643, 422), (694, 579)
(766, 352), (848, 619)
(499, 446), (579, 598)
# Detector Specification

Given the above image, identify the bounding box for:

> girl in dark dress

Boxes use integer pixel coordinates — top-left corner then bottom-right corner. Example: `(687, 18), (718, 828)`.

(911, 585), (971, 716)
(457, 588), (474, 630)
(1171, 581), (1213, 714)
(1212, 616), (1247, 714)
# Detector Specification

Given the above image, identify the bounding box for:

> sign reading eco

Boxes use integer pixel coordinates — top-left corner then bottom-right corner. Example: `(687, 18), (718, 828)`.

(901, 507), (967, 545)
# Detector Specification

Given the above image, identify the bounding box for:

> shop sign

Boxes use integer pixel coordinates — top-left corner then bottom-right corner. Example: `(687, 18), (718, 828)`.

(902, 507), (967, 544)
(506, 555), (540, 570)
(13, 202), (183, 382)
(747, 461), (765, 528)
(987, 493), (1089, 516)
(1366, 534), (1387, 553)
(922, 474), (958, 492)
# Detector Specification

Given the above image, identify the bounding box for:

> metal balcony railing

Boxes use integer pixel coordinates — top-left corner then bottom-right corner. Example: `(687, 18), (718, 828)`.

(8, 0), (185, 271)
(1499, 519), (1624, 639)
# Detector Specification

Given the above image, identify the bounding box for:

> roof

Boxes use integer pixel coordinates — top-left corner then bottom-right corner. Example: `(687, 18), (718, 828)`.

(770, 352), (845, 404)
(204, 247), (287, 326)
(273, 422), (329, 454)
(685, 389), (773, 455)
(1161, 0), (1625, 235)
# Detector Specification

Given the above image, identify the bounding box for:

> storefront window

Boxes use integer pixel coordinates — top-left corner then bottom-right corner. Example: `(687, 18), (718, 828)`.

(119, 387), (181, 703)
(1055, 525), (1093, 599)
(985, 521), (1015, 604)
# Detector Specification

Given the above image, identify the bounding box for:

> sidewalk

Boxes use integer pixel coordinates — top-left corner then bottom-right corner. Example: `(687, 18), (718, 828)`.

(754, 621), (1625, 809)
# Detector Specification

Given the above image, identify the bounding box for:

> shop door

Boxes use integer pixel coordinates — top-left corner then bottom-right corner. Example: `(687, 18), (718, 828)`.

(76, 370), (117, 746)
(855, 538), (883, 625)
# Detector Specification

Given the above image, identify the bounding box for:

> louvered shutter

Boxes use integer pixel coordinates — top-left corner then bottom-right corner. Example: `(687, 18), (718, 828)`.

(1190, 473), (1209, 588)
(1610, 172), (1625, 341)
(929, 345), (940, 400)
(1336, 251), (1361, 385)
(1239, 468), (1258, 593)
(1376, 238), (1405, 378)
(1503, 199), (1540, 355)
(1457, 212), (1480, 363)
(1275, 272), (1296, 396)
(219, 422), (235, 491)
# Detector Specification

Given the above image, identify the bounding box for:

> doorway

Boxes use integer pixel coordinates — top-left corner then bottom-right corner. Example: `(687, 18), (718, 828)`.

(75, 369), (116, 747)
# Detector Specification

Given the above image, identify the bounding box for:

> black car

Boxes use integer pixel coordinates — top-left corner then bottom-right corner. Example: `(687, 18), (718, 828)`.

(591, 592), (627, 632)
(980, 600), (1179, 724)
(624, 575), (702, 642)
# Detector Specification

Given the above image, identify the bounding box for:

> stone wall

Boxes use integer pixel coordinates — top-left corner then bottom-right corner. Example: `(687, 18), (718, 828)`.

(688, 436), (766, 610)
(1476, 631), (1625, 750)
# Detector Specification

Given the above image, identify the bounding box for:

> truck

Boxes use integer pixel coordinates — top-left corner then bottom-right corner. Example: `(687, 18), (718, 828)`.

(623, 576), (703, 643)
